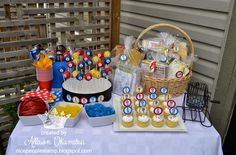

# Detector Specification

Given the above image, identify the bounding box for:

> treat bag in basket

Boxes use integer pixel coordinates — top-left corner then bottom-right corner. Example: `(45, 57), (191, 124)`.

(36, 68), (53, 91)
(113, 64), (141, 96)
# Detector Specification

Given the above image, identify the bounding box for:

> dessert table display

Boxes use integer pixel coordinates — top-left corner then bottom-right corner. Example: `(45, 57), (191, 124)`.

(6, 23), (223, 155)
(6, 95), (223, 155)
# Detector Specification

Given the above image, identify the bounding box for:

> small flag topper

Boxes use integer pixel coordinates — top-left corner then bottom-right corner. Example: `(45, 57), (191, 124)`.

(136, 85), (144, 93)
(154, 107), (163, 115)
(176, 71), (183, 78)
(136, 93), (144, 100)
(72, 96), (79, 103)
(138, 99), (146, 107)
(149, 93), (158, 100)
(123, 99), (132, 107)
(80, 97), (88, 105)
(169, 107), (179, 115)
(160, 86), (168, 94)
(140, 107), (147, 114)
(149, 87), (156, 93)
(120, 54), (128, 62)
(123, 86), (130, 94)
(123, 94), (130, 100)
(89, 96), (96, 103)
(123, 106), (133, 115)
(167, 100), (176, 108)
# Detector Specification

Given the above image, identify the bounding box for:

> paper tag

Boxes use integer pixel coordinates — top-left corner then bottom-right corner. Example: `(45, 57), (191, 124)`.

(123, 106), (133, 115)
(138, 100), (146, 107)
(149, 93), (158, 100)
(136, 93), (144, 100)
(123, 99), (132, 107)
(89, 96), (96, 103)
(123, 86), (130, 94)
(149, 87), (156, 93)
(169, 107), (179, 115)
(154, 107), (163, 115)
(160, 86), (168, 94)
(167, 100), (176, 108)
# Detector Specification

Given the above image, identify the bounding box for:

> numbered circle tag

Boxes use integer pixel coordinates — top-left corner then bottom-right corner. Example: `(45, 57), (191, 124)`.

(160, 86), (168, 94)
(120, 54), (128, 62)
(167, 100), (176, 108)
(72, 96), (79, 103)
(160, 55), (167, 62)
(176, 71), (183, 78)
(149, 93), (158, 100)
(98, 95), (104, 102)
(136, 85), (144, 93)
(140, 108), (147, 114)
(149, 87), (156, 93)
(123, 86), (130, 94)
(138, 100), (146, 107)
(123, 94), (130, 100)
(136, 93), (144, 100)
(66, 94), (72, 102)
(123, 99), (132, 107)
(80, 97), (88, 104)
(154, 107), (163, 115)
(169, 107), (179, 115)
(89, 96), (96, 103)
(123, 106), (132, 115)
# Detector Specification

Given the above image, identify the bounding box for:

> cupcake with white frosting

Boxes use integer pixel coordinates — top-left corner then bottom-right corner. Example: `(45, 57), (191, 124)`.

(137, 115), (150, 128)
(122, 115), (134, 128)
(166, 115), (179, 128)
(152, 115), (164, 128)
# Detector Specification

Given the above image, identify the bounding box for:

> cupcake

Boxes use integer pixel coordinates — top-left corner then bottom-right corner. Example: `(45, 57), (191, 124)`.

(152, 115), (164, 128)
(163, 107), (170, 118)
(122, 115), (134, 128)
(166, 115), (179, 128)
(136, 107), (148, 116)
(137, 115), (150, 128)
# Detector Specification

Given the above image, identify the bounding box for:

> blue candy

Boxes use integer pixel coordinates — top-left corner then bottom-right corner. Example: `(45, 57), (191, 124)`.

(85, 103), (115, 117)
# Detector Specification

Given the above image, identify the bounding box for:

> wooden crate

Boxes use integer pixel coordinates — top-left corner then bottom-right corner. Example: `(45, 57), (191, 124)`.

(0, 0), (113, 153)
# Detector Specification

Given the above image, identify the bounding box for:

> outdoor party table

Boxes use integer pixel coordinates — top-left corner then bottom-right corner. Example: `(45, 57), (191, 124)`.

(6, 95), (223, 155)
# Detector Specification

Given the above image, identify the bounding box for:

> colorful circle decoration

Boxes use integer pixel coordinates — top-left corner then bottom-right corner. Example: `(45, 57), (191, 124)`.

(136, 85), (144, 93)
(169, 107), (179, 115)
(160, 55), (167, 62)
(154, 107), (163, 115)
(123, 86), (130, 94)
(72, 96), (79, 103)
(66, 94), (72, 102)
(89, 96), (96, 103)
(98, 95), (104, 102)
(140, 107), (147, 114)
(123, 99), (132, 107)
(80, 97), (88, 104)
(123, 106), (132, 115)
(167, 100), (176, 108)
(138, 100), (146, 107)
(160, 86), (168, 94)
(176, 71), (183, 78)
(149, 93), (158, 100)
(123, 94), (130, 100)
(120, 54), (127, 61)
(136, 93), (144, 100)
(149, 87), (156, 93)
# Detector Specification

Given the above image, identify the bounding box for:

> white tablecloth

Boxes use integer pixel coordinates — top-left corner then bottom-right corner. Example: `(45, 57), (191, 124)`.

(6, 95), (223, 155)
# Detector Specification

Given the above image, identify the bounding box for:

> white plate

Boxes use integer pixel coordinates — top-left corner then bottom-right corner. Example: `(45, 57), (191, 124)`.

(113, 98), (187, 132)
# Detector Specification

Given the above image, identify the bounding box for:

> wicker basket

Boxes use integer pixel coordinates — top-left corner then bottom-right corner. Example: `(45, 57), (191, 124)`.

(133, 23), (194, 97)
